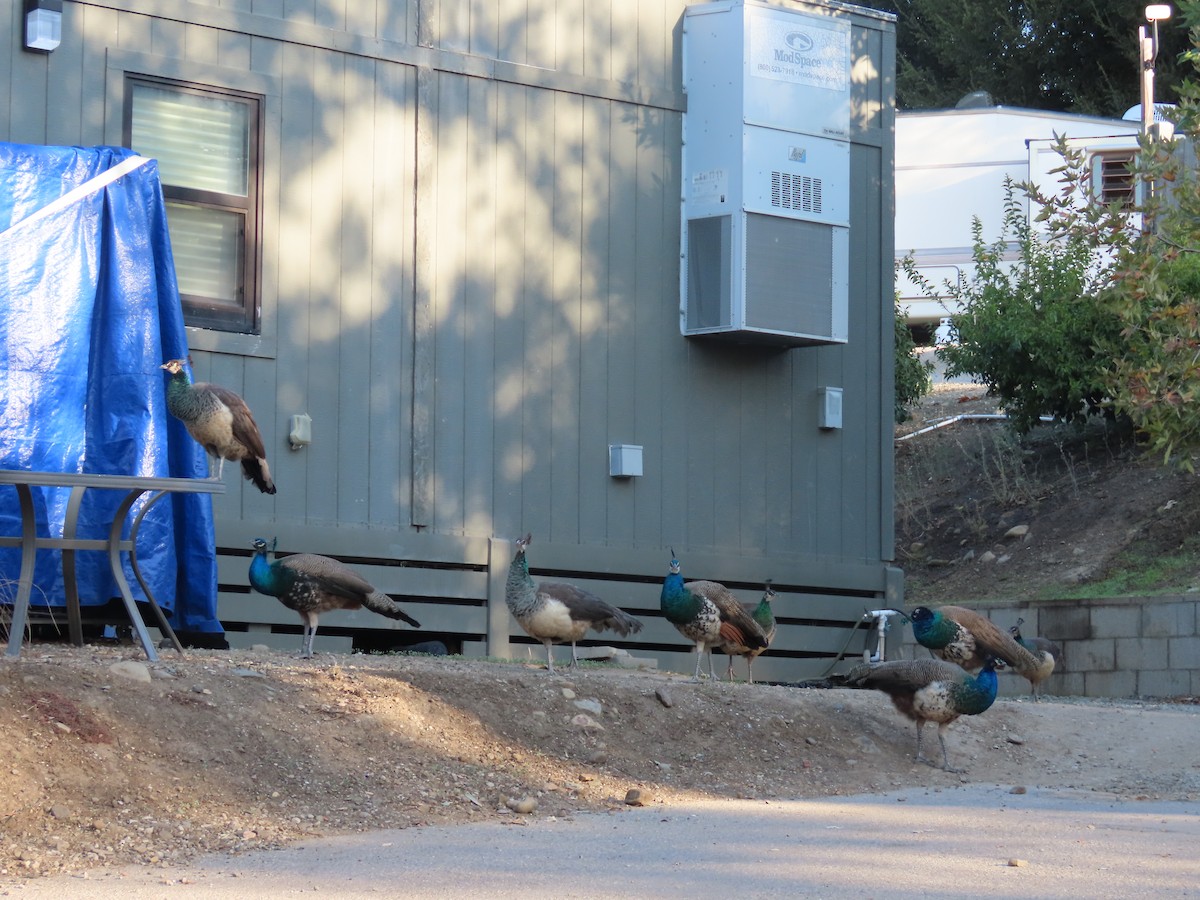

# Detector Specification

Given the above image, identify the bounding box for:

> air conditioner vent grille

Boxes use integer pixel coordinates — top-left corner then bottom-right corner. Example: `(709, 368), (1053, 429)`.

(770, 172), (823, 214)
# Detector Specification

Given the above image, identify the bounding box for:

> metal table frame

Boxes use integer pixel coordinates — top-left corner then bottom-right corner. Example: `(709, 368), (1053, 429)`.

(0, 470), (224, 661)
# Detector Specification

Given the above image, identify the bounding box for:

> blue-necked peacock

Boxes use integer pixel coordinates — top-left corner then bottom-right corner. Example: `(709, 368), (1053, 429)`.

(845, 656), (1000, 772)
(660, 550), (768, 682)
(248, 538), (420, 657)
(907, 604), (1048, 690)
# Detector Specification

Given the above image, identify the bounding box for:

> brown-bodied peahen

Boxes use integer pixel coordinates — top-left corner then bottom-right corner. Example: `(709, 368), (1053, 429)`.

(845, 656), (1000, 773)
(660, 550), (768, 682)
(161, 358), (276, 494)
(907, 604), (1052, 695)
(719, 580), (777, 683)
(1009, 617), (1063, 700)
(248, 538), (420, 657)
(504, 533), (643, 674)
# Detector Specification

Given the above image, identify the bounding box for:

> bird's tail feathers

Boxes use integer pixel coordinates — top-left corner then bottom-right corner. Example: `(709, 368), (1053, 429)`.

(998, 635), (1045, 678)
(604, 609), (643, 636)
(241, 456), (277, 494)
(719, 620), (767, 650)
(363, 591), (421, 627)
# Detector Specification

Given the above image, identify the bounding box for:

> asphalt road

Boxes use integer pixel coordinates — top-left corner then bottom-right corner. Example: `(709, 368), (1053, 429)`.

(7, 785), (1196, 898)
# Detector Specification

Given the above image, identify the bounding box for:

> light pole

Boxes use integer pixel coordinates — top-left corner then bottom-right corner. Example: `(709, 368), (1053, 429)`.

(1140, 5), (1172, 137)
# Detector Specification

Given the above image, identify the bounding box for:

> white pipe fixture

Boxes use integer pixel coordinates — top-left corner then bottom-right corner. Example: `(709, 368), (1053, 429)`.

(23, 0), (62, 53)
(608, 444), (643, 478)
(288, 413), (312, 450)
(818, 387), (843, 430)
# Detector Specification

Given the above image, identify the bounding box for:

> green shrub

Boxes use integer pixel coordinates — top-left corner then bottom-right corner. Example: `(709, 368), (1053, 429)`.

(894, 303), (933, 423)
(902, 179), (1123, 434)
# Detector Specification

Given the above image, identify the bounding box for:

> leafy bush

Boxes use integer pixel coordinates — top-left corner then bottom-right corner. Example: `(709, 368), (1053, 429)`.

(894, 303), (933, 422)
(902, 178), (1124, 434)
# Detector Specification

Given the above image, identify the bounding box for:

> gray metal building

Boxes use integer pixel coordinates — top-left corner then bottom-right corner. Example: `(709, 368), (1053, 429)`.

(3, 0), (899, 680)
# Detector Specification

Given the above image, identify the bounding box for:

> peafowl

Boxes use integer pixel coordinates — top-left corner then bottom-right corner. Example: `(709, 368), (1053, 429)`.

(719, 580), (777, 683)
(161, 358), (276, 494)
(504, 533), (643, 674)
(1009, 617), (1063, 701)
(248, 538), (420, 657)
(845, 657), (1000, 773)
(907, 604), (1050, 694)
(660, 550), (768, 682)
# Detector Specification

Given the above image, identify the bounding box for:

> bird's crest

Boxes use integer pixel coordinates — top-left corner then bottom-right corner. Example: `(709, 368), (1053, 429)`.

(251, 537), (278, 554)
(907, 606), (932, 624)
(667, 548), (681, 575)
(160, 355), (195, 376)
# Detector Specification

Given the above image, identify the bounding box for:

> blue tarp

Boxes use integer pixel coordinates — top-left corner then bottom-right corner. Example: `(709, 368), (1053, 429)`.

(0, 142), (221, 635)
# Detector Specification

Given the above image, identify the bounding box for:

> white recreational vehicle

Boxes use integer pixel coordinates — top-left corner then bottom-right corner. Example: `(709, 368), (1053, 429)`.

(895, 104), (1144, 332)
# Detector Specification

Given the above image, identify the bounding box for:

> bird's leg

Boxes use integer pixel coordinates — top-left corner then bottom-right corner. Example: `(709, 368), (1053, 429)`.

(936, 724), (962, 774)
(913, 722), (935, 768)
(215, 456), (225, 480)
(691, 645), (705, 682)
(726, 655), (735, 682)
(707, 649), (720, 681)
(545, 642), (557, 675)
(301, 614), (317, 658)
(746, 658), (755, 685)
(569, 641), (580, 669)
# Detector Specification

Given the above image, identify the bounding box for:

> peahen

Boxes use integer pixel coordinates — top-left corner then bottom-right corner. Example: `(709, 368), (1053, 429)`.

(248, 537), (420, 657)
(719, 580), (777, 683)
(845, 657), (1000, 773)
(504, 533), (643, 674)
(1009, 617), (1063, 701)
(907, 605), (1050, 693)
(161, 358), (276, 494)
(660, 550), (768, 682)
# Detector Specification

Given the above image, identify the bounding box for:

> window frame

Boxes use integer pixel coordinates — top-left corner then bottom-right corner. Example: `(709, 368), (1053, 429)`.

(1090, 150), (1138, 208)
(123, 74), (263, 335)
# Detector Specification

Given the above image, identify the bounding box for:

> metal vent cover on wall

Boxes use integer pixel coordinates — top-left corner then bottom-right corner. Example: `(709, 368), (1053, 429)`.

(745, 214), (842, 337)
(770, 171), (823, 214)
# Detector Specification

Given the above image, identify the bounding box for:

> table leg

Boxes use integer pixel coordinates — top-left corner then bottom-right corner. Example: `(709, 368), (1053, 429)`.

(128, 490), (184, 655)
(108, 490), (158, 662)
(4, 484), (37, 658)
(61, 485), (87, 646)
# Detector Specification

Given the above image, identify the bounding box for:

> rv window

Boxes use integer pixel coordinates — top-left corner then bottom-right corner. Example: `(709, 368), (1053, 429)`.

(124, 77), (262, 334)
(1092, 151), (1136, 207)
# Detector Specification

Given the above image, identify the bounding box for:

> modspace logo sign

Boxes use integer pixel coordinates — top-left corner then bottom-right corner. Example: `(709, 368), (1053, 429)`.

(784, 31), (814, 54)
(775, 31), (822, 68)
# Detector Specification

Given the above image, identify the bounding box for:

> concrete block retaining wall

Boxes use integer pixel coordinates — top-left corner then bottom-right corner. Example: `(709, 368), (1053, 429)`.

(895, 596), (1200, 699)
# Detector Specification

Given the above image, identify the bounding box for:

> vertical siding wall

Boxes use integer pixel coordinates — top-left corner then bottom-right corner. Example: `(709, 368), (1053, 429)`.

(2, 0), (898, 679)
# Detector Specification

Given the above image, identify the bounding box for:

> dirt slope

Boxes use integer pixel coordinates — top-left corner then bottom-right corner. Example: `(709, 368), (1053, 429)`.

(896, 385), (1200, 604)
(1, 646), (1197, 881)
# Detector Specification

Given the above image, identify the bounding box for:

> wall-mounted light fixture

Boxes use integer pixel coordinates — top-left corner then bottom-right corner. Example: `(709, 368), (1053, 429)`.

(23, 0), (62, 53)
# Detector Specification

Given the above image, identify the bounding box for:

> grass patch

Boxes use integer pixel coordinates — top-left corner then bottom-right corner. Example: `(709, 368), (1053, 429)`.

(1047, 532), (1200, 599)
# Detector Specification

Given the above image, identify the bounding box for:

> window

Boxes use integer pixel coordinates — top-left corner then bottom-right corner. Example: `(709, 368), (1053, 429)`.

(125, 76), (262, 333)
(1092, 151), (1137, 208)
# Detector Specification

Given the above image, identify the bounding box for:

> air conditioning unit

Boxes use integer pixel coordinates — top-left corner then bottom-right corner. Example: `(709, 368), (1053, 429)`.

(681, 0), (851, 346)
